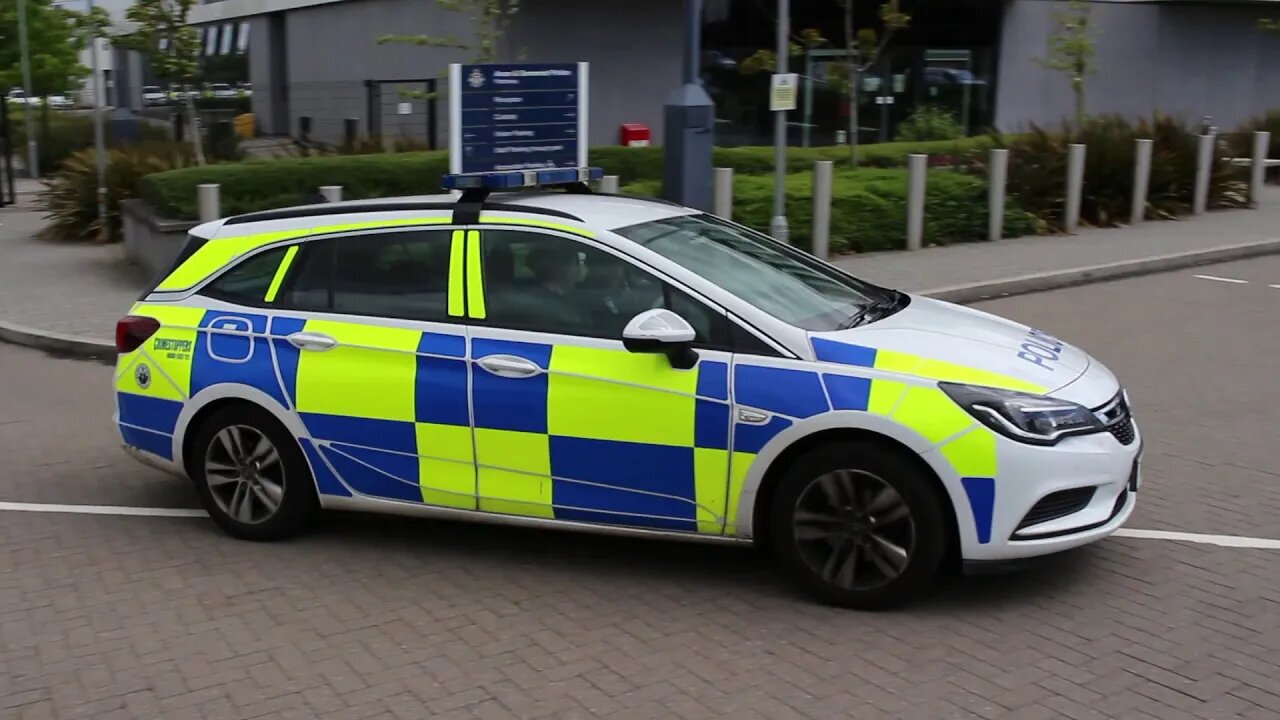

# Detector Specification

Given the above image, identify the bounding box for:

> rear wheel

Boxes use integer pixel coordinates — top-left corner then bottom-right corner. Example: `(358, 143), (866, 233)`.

(768, 441), (948, 610)
(190, 404), (318, 541)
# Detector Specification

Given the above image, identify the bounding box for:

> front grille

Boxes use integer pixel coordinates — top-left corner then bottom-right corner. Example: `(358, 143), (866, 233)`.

(1016, 487), (1096, 531)
(1093, 392), (1136, 446)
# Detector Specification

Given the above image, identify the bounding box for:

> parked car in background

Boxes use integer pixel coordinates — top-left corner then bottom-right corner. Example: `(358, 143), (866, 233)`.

(46, 94), (74, 110)
(6, 89), (40, 106)
(211, 83), (237, 99)
(143, 85), (169, 106)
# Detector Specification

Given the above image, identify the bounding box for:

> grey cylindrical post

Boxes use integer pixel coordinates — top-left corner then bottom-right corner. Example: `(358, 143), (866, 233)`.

(1131, 139), (1153, 225)
(1251, 131), (1270, 207)
(1193, 133), (1213, 215)
(769, 0), (790, 243)
(320, 185), (343, 202)
(599, 175), (620, 194)
(811, 160), (833, 260)
(713, 167), (733, 218)
(197, 183), (220, 222)
(988, 148), (1008, 242)
(906, 154), (927, 251)
(1065, 143), (1086, 234)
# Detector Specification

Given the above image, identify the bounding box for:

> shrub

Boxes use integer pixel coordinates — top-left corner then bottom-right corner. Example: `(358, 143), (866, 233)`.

(895, 106), (966, 142)
(974, 116), (1248, 232)
(39, 143), (197, 243)
(13, 114), (172, 173)
(625, 169), (1036, 253)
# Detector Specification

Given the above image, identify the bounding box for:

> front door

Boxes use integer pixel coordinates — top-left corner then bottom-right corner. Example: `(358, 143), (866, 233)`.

(264, 226), (477, 509)
(463, 227), (733, 534)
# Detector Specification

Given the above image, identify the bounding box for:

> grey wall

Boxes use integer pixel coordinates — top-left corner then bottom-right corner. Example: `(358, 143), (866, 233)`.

(996, 0), (1280, 132)
(244, 0), (683, 146)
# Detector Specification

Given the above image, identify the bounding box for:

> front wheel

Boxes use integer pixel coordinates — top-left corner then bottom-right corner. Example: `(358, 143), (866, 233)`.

(768, 441), (949, 610)
(190, 404), (318, 541)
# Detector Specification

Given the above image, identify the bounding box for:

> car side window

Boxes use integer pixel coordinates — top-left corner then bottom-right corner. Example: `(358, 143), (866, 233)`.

(275, 229), (455, 322)
(202, 246), (289, 305)
(479, 229), (729, 346)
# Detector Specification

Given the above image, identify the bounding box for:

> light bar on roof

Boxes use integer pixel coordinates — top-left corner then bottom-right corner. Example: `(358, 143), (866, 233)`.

(442, 167), (604, 191)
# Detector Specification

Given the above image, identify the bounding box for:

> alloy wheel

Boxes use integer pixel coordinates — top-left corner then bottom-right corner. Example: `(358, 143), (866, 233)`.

(204, 425), (286, 525)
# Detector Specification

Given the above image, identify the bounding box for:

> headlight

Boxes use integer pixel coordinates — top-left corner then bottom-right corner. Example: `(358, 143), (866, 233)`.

(939, 382), (1105, 446)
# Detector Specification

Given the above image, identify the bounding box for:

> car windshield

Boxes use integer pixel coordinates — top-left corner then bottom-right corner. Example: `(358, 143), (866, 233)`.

(615, 213), (899, 331)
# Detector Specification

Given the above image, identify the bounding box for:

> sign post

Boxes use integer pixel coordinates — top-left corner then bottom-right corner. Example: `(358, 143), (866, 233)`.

(662, 0), (715, 212)
(449, 62), (588, 175)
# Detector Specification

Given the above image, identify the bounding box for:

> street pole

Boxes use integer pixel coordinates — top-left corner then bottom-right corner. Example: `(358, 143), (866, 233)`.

(17, 0), (39, 177)
(660, 0), (715, 210)
(769, 0), (789, 242)
(88, 0), (107, 233)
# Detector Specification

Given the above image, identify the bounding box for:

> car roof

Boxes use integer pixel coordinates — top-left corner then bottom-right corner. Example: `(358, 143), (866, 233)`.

(205, 191), (699, 240)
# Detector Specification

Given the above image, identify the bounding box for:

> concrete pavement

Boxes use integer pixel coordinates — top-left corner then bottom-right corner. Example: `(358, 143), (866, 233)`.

(1, 184), (1279, 357)
(1, 258), (1278, 719)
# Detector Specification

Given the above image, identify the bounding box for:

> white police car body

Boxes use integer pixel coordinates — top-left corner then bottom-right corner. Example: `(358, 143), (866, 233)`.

(116, 168), (1140, 609)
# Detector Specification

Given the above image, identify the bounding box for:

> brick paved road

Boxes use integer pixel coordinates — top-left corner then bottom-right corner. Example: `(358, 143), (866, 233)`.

(1, 259), (1278, 719)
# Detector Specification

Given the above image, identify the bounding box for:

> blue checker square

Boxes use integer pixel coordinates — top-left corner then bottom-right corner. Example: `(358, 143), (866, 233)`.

(415, 356), (470, 426)
(823, 374), (872, 412)
(119, 424), (173, 460)
(961, 477), (996, 544)
(269, 316), (307, 406)
(300, 439), (351, 497)
(419, 331), (466, 358)
(192, 311), (287, 407)
(321, 446), (422, 503)
(548, 436), (697, 530)
(734, 365), (829, 419)
(733, 416), (792, 454)
(300, 413), (417, 454)
(812, 337), (878, 367)
(117, 393), (183, 435)
(695, 399), (730, 450)
(696, 360), (729, 400)
(471, 338), (552, 433)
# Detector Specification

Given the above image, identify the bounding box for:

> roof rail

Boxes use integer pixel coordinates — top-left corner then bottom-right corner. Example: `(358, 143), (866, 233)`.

(222, 199), (584, 227)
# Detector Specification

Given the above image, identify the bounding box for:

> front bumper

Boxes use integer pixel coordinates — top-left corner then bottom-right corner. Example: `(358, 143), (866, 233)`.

(938, 418), (1143, 562)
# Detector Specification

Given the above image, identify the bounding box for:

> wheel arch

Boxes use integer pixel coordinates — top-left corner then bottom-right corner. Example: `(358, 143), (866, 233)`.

(175, 385), (308, 478)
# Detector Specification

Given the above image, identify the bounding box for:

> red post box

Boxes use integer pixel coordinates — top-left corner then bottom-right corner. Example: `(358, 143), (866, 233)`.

(619, 123), (651, 148)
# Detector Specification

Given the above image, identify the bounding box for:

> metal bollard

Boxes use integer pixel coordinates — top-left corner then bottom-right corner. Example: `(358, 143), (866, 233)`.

(343, 118), (359, 149)
(713, 167), (733, 219)
(811, 161), (833, 260)
(906, 154), (927, 251)
(1065, 144), (1086, 234)
(319, 185), (343, 203)
(197, 184), (221, 223)
(599, 175), (620, 194)
(1251, 131), (1271, 207)
(1193, 132), (1214, 215)
(1131, 139), (1153, 225)
(988, 149), (1009, 242)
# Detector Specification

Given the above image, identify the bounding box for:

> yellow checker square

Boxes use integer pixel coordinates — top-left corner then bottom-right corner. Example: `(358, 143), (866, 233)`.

(416, 423), (476, 510)
(475, 428), (553, 518)
(872, 348), (924, 376)
(294, 320), (419, 421)
(724, 450), (757, 534)
(547, 346), (697, 446)
(694, 448), (729, 534)
(867, 379), (908, 416)
(116, 304), (206, 401)
(893, 386), (976, 444)
(940, 427), (998, 478)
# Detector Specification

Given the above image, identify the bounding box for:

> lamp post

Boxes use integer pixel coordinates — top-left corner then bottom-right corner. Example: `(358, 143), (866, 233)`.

(768, 0), (789, 242)
(87, 0), (107, 232)
(17, 0), (39, 177)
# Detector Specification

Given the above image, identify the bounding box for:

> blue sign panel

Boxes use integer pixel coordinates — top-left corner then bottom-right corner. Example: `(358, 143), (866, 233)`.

(450, 63), (587, 174)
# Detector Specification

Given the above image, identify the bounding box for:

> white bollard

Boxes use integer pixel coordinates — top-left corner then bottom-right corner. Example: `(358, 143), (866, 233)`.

(988, 149), (1009, 242)
(1131, 139), (1153, 225)
(1193, 133), (1214, 215)
(1065, 144), (1086, 234)
(197, 183), (220, 223)
(713, 167), (733, 218)
(599, 175), (620, 194)
(906, 154), (927, 251)
(319, 185), (343, 203)
(811, 161), (833, 260)
(1251, 131), (1270, 207)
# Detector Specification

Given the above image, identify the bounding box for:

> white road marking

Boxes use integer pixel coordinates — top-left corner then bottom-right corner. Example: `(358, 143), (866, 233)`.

(1114, 528), (1280, 550)
(1269, 284), (1280, 289)
(1193, 274), (1250, 284)
(0, 501), (206, 518)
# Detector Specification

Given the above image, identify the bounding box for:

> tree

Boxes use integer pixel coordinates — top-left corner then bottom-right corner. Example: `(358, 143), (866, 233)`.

(833, 0), (910, 167)
(379, 0), (522, 65)
(0, 0), (99, 95)
(117, 0), (205, 164)
(1037, 0), (1095, 130)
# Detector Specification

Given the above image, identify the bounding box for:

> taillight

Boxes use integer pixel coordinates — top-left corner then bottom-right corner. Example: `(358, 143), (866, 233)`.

(116, 315), (161, 353)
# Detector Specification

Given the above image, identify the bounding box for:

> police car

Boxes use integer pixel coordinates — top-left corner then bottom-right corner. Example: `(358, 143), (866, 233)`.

(114, 167), (1141, 609)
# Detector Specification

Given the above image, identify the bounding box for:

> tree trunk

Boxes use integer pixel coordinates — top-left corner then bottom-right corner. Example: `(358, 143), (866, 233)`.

(845, 0), (858, 168)
(184, 93), (206, 165)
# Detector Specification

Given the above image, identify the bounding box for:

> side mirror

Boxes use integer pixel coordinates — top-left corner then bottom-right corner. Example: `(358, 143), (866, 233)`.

(622, 309), (699, 370)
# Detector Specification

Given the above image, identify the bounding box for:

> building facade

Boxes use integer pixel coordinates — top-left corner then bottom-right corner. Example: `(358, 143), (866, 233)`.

(186, 0), (1280, 147)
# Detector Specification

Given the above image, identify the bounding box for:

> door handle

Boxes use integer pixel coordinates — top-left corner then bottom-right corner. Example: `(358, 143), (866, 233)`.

(286, 331), (338, 351)
(477, 354), (541, 378)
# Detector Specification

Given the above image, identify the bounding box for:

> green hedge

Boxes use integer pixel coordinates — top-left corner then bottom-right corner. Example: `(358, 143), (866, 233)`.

(15, 114), (172, 174)
(625, 169), (1037, 253)
(141, 138), (999, 220)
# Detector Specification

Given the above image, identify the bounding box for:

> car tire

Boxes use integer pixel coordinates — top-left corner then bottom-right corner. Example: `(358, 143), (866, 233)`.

(190, 404), (318, 542)
(768, 440), (949, 610)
